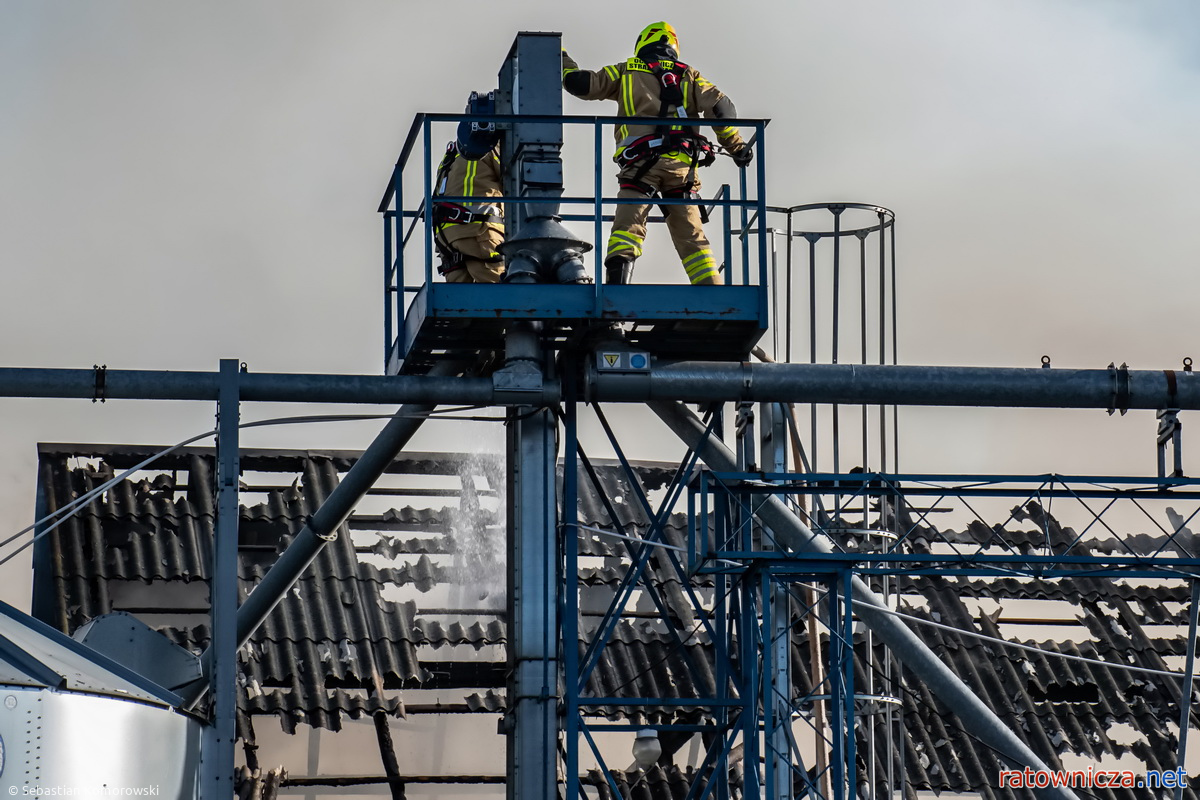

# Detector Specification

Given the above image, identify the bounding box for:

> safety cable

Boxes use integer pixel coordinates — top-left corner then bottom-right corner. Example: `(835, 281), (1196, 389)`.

(0, 407), (496, 567)
(568, 521), (690, 556)
(869, 598), (1185, 680)
(793, 581), (1183, 680)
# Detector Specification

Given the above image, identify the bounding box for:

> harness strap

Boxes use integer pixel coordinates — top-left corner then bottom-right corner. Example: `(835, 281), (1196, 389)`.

(616, 131), (715, 167)
(433, 202), (502, 226)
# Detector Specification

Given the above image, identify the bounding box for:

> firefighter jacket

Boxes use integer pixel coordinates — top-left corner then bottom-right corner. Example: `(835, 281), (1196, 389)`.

(434, 145), (504, 241)
(561, 52), (746, 164)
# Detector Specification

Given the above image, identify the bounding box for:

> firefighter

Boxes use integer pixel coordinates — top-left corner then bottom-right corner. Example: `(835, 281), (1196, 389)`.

(562, 22), (753, 286)
(432, 92), (505, 283)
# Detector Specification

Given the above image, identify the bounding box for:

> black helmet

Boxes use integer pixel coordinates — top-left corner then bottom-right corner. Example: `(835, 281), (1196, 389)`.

(456, 91), (499, 159)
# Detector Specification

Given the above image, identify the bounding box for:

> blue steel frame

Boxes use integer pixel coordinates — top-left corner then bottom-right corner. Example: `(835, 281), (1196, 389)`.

(378, 113), (770, 374)
(680, 469), (1200, 799)
(200, 359), (240, 799)
(554, 448), (1200, 800)
(555, 401), (895, 800)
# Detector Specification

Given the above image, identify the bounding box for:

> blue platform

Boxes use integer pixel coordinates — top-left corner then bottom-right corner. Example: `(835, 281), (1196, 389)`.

(389, 282), (766, 375)
(381, 112), (771, 375)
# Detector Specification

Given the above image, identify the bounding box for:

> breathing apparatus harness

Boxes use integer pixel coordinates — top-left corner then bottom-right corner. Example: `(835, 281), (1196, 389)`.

(616, 59), (715, 222)
(430, 142), (503, 274)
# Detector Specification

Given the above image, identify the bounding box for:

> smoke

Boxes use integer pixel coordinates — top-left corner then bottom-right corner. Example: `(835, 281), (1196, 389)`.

(449, 442), (506, 611)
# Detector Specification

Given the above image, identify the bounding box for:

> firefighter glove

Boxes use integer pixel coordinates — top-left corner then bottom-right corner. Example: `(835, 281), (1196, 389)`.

(730, 146), (753, 168)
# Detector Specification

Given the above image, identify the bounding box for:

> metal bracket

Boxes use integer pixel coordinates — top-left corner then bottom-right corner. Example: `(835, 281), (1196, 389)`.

(91, 364), (107, 403)
(1107, 362), (1130, 416)
(1157, 408), (1184, 479)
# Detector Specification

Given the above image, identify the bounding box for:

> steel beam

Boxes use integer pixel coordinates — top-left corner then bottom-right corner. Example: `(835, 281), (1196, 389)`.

(200, 359), (239, 798)
(503, 327), (559, 800)
(6, 362), (1200, 411)
(593, 361), (1200, 410)
(0, 366), (545, 405)
(650, 399), (1080, 800)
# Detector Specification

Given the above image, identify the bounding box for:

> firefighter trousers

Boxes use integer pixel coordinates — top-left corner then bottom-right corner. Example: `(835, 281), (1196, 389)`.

(607, 158), (722, 286)
(439, 223), (505, 283)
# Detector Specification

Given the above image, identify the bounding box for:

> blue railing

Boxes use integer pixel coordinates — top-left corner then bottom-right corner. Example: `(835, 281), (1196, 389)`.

(688, 470), (1200, 577)
(378, 112), (770, 370)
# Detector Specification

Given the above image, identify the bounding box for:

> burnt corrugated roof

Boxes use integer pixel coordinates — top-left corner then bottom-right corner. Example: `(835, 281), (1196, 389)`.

(32, 444), (1200, 798)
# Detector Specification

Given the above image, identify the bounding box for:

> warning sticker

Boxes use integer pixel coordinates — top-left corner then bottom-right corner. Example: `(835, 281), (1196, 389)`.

(603, 353), (621, 367)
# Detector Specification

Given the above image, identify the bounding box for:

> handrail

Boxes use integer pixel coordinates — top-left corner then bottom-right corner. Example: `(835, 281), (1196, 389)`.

(378, 113), (771, 211)
(381, 111), (772, 371)
(377, 112), (428, 213)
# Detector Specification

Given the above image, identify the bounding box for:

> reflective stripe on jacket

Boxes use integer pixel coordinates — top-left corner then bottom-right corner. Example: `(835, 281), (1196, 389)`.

(435, 146), (503, 229)
(562, 54), (744, 161)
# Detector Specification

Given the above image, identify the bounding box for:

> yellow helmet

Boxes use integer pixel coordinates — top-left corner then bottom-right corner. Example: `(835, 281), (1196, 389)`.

(634, 22), (680, 58)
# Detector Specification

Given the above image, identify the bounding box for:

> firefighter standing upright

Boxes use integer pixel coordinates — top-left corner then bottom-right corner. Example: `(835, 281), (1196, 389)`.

(433, 92), (506, 284)
(562, 22), (752, 286)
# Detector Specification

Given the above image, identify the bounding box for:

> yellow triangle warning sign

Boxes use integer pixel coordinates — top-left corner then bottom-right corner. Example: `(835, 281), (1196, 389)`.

(603, 353), (620, 367)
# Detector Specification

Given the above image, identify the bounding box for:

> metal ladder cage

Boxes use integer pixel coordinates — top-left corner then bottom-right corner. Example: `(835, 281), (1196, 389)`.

(377, 112), (771, 374)
(738, 202), (899, 476)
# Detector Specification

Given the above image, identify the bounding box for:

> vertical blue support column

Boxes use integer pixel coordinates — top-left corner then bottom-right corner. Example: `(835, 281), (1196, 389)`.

(821, 570), (859, 800)
(760, 403), (793, 800)
(841, 572), (856, 800)
(498, 33), (565, 800)
(713, 548), (731, 800)
(202, 359), (239, 798)
(562, 374), (580, 800)
(506, 403), (560, 800)
(740, 570), (762, 799)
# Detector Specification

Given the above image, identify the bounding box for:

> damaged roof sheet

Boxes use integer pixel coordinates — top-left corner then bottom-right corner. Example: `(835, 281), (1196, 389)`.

(31, 443), (1200, 797)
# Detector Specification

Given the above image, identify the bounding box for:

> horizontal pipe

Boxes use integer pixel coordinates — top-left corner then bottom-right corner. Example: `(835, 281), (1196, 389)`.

(650, 399), (1079, 800)
(593, 362), (1200, 410)
(0, 367), (555, 405)
(6, 362), (1199, 411)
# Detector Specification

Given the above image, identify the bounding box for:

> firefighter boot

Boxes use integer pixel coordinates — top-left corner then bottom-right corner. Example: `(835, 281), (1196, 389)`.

(604, 255), (635, 285)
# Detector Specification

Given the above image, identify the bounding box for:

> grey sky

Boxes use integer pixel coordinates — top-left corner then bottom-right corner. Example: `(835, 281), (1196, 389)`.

(2, 0), (1198, 606)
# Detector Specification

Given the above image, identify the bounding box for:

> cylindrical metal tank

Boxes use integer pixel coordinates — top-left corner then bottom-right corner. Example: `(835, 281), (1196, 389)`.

(0, 603), (201, 800)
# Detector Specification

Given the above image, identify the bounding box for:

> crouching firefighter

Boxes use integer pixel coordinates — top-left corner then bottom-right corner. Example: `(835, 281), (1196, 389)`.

(432, 91), (505, 283)
(562, 22), (753, 286)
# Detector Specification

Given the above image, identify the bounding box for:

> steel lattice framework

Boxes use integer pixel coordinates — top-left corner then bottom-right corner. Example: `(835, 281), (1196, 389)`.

(4, 29), (1200, 800)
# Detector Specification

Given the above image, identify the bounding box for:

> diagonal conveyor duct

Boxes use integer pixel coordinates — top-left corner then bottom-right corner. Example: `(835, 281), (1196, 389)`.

(182, 360), (467, 708)
(650, 399), (1080, 800)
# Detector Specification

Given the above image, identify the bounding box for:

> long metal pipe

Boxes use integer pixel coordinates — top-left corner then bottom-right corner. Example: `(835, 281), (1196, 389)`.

(598, 362), (1200, 409)
(0, 367), (551, 405)
(649, 399), (1080, 800)
(5, 362), (1200, 410)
